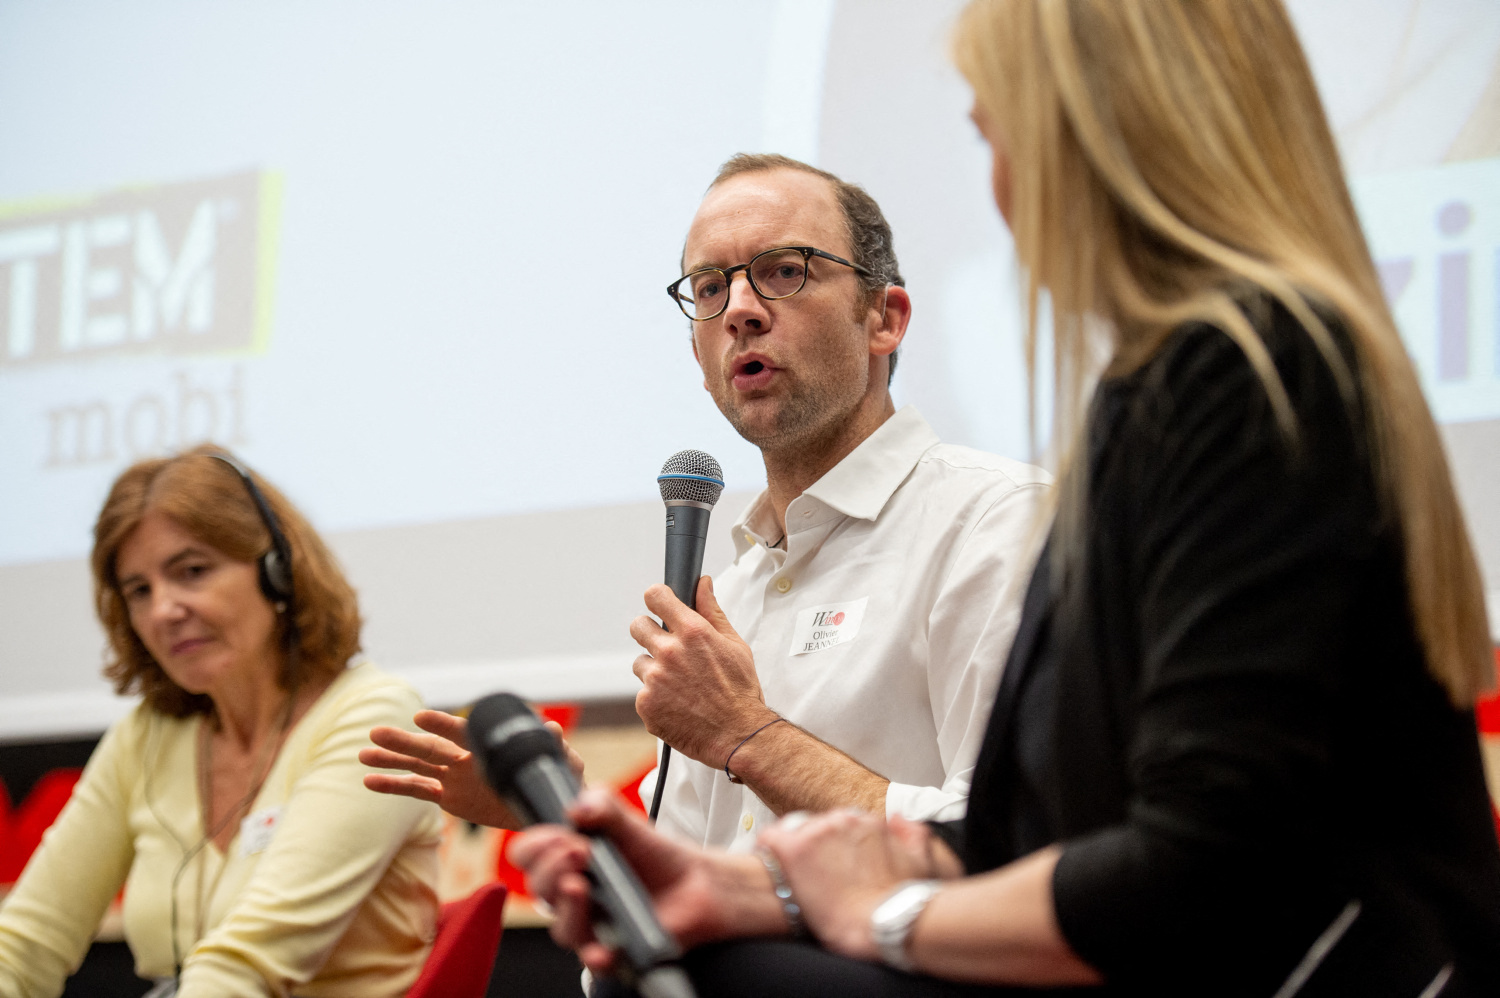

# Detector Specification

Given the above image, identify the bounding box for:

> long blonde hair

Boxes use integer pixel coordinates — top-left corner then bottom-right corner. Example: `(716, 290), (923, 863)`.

(954, 0), (1492, 705)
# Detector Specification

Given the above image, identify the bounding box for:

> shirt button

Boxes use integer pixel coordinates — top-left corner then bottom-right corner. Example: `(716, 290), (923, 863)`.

(775, 577), (792, 593)
(744, 533), (754, 545)
(801, 509), (812, 517)
(742, 813), (754, 831)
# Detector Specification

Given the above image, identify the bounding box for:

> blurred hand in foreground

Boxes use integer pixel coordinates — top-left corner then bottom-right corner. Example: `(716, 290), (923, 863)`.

(759, 809), (962, 961)
(509, 787), (787, 973)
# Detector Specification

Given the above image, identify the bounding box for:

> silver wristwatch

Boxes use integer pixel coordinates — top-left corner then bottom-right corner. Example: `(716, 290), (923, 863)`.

(870, 879), (941, 972)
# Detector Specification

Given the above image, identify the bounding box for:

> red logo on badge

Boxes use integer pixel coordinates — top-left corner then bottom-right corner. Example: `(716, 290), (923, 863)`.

(831, 612), (845, 626)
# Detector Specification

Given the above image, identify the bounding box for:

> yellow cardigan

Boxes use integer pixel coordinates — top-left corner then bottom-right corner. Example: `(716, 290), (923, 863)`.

(0, 661), (443, 997)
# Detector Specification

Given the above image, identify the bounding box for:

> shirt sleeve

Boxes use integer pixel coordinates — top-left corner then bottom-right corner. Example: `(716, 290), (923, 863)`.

(1050, 323), (1377, 980)
(178, 681), (440, 997)
(0, 716), (138, 998)
(885, 481), (1049, 824)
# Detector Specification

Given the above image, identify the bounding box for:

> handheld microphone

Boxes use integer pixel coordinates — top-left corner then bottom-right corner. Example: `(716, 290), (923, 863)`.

(650, 451), (724, 822)
(469, 693), (696, 998)
(658, 450), (725, 608)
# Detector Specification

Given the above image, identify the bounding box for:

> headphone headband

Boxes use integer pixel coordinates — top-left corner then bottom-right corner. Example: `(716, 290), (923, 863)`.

(204, 452), (295, 608)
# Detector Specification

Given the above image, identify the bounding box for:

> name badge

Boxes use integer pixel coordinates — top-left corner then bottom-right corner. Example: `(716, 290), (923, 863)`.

(788, 597), (868, 656)
(240, 806), (282, 856)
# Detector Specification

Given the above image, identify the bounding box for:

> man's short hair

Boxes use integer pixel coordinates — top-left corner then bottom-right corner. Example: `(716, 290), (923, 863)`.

(709, 153), (905, 384)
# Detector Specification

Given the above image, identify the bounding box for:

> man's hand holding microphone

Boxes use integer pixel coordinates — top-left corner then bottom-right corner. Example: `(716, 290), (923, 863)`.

(630, 576), (778, 775)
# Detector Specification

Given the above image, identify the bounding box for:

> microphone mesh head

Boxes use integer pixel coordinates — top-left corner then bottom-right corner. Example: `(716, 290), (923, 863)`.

(657, 449), (724, 506)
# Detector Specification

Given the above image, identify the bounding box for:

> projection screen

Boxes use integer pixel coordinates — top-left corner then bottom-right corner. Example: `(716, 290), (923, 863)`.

(0, 0), (1496, 741)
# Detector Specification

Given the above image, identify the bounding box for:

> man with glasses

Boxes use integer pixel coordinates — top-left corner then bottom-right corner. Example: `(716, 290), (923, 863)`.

(362, 154), (1045, 855)
(634, 153), (1048, 850)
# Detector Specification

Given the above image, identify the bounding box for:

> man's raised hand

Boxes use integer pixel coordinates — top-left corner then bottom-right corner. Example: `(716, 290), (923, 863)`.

(630, 576), (778, 768)
(361, 709), (584, 829)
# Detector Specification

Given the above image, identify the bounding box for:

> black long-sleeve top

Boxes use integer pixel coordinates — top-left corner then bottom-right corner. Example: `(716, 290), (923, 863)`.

(946, 300), (1500, 997)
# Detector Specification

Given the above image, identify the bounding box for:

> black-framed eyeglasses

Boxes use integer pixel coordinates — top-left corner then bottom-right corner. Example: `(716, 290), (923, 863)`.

(667, 246), (873, 321)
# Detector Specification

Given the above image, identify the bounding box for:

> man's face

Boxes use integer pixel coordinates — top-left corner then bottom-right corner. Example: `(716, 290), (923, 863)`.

(684, 169), (880, 454)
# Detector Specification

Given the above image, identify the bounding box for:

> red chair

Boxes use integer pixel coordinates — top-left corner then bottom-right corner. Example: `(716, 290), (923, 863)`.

(408, 882), (509, 998)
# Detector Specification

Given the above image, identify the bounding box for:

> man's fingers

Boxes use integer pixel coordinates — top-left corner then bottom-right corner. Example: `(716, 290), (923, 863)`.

(565, 743), (586, 779)
(368, 725), (466, 766)
(694, 575), (739, 637)
(641, 583), (701, 634)
(628, 613), (668, 653)
(543, 721), (588, 779)
(358, 746), (448, 781)
(367, 725), (424, 754)
(414, 709), (472, 749)
(363, 772), (444, 804)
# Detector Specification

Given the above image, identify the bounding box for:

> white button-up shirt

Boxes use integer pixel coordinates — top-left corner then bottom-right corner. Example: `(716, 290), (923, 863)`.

(643, 406), (1049, 851)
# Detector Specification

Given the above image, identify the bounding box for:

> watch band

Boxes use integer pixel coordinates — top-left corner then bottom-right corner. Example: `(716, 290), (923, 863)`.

(869, 879), (941, 972)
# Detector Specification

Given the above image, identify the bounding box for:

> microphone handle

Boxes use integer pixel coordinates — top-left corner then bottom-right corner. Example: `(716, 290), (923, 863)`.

(653, 502), (712, 824)
(663, 502), (711, 610)
(512, 753), (581, 825)
(511, 758), (683, 975)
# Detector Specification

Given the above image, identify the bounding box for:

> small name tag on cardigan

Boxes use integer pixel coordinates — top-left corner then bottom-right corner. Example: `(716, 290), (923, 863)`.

(240, 806), (282, 856)
(789, 597), (868, 656)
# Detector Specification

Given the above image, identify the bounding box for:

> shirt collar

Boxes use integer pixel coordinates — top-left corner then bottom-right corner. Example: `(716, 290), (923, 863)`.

(730, 405), (939, 557)
(803, 405), (938, 521)
(732, 492), (778, 558)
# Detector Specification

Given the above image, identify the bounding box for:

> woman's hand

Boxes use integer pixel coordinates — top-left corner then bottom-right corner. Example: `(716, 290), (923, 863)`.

(360, 710), (584, 829)
(758, 810), (957, 962)
(767, 815), (1100, 985)
(509, 788), (787, 973)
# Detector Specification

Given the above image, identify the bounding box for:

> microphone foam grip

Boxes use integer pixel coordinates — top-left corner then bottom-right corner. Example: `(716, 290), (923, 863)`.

(468, 693), (565, 797)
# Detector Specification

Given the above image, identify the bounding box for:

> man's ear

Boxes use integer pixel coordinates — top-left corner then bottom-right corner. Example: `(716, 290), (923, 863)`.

(869, 285), (912, 361)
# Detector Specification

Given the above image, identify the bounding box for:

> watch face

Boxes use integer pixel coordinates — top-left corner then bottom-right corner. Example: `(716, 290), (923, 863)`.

(872, 880), (940, 971)
(875, 882), (936, 922)
(874, 884), (916, 921)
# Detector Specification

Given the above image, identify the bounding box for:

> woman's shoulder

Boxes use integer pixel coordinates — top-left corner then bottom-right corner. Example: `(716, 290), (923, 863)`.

(106, 698), (195, 745)
(1140, 296), (1354, 402)
(80, 701), (199, 782)
(307, 660), (424, 728)
(1111, 295), (1363, 449)
(1093, 295), (1380, 545)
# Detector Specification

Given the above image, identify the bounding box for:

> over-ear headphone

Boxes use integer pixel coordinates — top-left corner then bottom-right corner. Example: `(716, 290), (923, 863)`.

(205, 452), (295, 609)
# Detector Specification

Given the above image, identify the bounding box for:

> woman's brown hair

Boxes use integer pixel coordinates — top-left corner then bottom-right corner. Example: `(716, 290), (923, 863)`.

(91, 445), (362, 716)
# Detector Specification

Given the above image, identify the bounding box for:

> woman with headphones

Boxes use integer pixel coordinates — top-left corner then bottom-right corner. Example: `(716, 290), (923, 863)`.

(0, 445), (442, 996)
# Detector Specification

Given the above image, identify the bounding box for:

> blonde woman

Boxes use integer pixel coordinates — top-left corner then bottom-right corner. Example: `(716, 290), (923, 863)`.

(0, 447), (441, 996)
(509, 1), (1500, 996)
